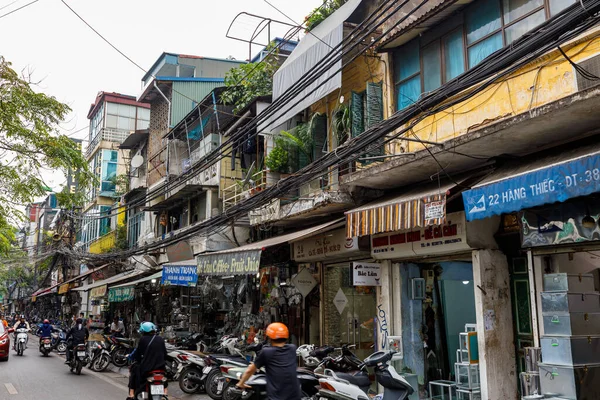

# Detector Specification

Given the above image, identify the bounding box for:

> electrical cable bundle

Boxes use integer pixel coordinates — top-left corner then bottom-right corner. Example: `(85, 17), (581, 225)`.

(61, 0), (600, 262)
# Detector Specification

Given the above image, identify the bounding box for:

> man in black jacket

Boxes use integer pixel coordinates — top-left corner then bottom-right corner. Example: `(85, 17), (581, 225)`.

(65, 318), (89, 363)
(127, 322), (167, 400)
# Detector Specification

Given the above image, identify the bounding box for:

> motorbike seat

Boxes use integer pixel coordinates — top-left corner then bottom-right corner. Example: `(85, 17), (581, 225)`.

(334, 371), (371, 389)
(114, 337), (134, 344)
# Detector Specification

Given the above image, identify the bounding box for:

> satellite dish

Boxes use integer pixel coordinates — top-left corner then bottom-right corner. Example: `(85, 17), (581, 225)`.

(131, 155), (144, 168)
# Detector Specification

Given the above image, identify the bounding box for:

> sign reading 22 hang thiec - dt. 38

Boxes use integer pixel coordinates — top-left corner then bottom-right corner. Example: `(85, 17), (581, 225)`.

(462, 152), (600, 221)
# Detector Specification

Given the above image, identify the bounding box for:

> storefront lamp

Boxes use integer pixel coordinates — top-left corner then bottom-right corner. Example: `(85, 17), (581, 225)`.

(151, 279), (157, 284)
(462, 281), (470, 285)
(582, 215), (596, 229)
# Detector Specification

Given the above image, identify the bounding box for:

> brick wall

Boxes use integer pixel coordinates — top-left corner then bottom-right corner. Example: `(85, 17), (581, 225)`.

(147, 94), (170, 187)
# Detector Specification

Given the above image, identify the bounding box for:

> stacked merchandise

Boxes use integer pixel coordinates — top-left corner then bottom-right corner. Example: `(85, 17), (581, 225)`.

(539, 273), (600, 399)
(428, 324), (480, 400)
(520, 347), (541, 399)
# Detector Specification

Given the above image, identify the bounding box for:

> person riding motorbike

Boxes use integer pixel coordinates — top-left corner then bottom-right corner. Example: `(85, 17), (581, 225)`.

(126, 322), (168, 400)
(0, 314), (8, 328)
(65, 318), (89, 364)
(237, 322), (301, 400)
(13, 315), (30, 348)
(37, 319), (54, 344)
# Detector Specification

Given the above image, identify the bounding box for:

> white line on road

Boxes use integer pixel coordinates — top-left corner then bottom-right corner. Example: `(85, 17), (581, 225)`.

(4, 383), (18, 395)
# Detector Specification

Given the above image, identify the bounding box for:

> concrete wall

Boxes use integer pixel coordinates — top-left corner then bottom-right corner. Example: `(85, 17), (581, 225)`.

(399, 263), (425, 379)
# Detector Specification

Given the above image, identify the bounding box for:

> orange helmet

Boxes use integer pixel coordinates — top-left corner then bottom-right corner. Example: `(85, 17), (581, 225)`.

(266, 322), (289, 340)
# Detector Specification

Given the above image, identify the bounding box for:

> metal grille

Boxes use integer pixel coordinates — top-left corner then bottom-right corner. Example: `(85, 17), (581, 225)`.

(575, 55), (600, 91)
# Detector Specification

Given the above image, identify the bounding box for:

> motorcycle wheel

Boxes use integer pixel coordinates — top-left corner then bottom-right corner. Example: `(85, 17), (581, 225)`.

(57, 342), (67, 353)
(112, 348), (129, 368)
(76, 360), (83, 375)
(221, 381), (234, 400)
(17, 343), (23, 356)
(179, 367), (202, 394)
(91, 354), (111, 372)
(205, 369), (224, 400)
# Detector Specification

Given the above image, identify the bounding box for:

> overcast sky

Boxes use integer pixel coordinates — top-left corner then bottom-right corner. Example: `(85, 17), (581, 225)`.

(1, 0), (321, 191)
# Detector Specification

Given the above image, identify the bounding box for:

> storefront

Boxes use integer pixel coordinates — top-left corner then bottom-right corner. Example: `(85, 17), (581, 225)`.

(290, 227), (374, 359)
(194, 219), (343, 345)
(460, 141), (600, 399)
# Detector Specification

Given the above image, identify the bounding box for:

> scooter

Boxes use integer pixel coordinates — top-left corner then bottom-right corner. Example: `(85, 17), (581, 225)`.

(52, 327), (68, 353)
(14, 327), (29, 356)
(135, 369), (169, 400)
(89, 338), (112, 372)
(68, 342), (90, 375)
(39, 336), (53, 357)
(317, 351), (414, 400)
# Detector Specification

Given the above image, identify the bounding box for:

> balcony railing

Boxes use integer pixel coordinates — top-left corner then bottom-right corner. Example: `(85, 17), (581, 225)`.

(86, 128), (130, 158)
(88, 230), (116, 254)
(222, 170), (267, 210)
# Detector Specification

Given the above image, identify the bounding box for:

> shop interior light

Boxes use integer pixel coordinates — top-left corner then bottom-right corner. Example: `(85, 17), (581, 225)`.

(582, 215), (596, 229)
(462, 281), (470, 285)
(151, 279), (157, 284)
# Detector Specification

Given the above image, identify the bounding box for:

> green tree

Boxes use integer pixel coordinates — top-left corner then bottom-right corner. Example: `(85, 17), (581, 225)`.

(305, 0), (348, 31)
(0, 57), (93, 252)
(221, 55), (277, 114)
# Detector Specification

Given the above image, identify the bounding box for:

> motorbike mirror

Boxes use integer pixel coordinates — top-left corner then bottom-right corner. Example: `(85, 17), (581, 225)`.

(7, 328), (14, 333)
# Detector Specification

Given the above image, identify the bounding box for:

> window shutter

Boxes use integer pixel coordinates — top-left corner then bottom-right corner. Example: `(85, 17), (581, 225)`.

(312, 114), (327, 162)
(351, 91), (365, 137)
(363, 81), (385, 163)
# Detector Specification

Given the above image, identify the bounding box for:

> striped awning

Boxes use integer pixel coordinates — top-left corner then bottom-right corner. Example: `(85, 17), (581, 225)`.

(345, 181), (456, 238)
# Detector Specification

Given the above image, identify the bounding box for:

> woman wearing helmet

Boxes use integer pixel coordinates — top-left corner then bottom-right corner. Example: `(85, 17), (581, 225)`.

(126, 321), (168, 400)
(237, 322), (301, 400)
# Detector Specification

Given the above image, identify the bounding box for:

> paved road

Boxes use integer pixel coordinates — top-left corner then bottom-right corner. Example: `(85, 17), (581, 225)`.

(0, 336), (208, 400)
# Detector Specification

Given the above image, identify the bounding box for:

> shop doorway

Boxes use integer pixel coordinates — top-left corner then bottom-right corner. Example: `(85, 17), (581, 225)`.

(323, 264), (376, 361)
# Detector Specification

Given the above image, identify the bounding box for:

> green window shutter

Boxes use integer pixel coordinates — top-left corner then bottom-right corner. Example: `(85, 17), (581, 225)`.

(363, 81), (385, 163)
(312, 114), (327, 162)
(351, 91), (365, 137)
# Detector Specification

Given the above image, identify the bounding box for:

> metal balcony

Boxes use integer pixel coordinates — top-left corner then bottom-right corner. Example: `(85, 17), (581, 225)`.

(85, 128), (130, 158)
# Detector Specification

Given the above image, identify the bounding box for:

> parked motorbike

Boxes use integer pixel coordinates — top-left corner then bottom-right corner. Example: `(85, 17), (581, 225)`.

(14, 327), (29, 356)
(89, 337), (112, 372)
(52, 327), (68, 353)
(39, 336), (52, 357)
(108, 335), (135, 368)
(165, 343), (200, 382)
(318, 351), (413, 400)
(227, 367), (319, 400)
(218, 342), (264, 400)
(135, 369), (168, 400)
(68, 343), (90, 375)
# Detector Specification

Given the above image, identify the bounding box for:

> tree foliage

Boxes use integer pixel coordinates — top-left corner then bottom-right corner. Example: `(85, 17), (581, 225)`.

(0, 57), (93, 247)
(221, 55), (278, 114)
(305, 0), (348, 32)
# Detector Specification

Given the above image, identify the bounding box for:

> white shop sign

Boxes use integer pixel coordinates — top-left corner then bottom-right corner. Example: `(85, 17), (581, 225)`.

(292, 228), (359, 262)
(371, 211), (471, 260)
(352, 262), (382, 286)
(291, 268), (318, 297)
(249, 199), (280, 226)
(188, 162), (219, 187)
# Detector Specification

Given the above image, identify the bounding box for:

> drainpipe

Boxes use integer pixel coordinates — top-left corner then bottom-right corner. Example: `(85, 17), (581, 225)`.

(154, 81), (172, 181)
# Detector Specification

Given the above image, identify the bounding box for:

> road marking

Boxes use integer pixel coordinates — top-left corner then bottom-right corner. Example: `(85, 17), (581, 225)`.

(4, 383), (17, 395)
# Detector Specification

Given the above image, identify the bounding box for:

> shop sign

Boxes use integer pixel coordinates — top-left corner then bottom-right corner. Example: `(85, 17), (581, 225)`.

(352, 262), (382, 286)
(333, 288), (348, 314)
(291, 268), (317, 297)
(161, 265), (198, 286)
(31, 296), (37, 303)
(188, 162), (219, 186)
(197, 250), (261, 276)
(249, 199), (280, 226)
(108, 286), (135, 303)
(371, 212), (469, 260)
(90, 285), (107, 298)
(463, 152), (600, 221)
(58, 283), (71, 295)
(425, 200), (446, 220)
(292, 229), (360, 262)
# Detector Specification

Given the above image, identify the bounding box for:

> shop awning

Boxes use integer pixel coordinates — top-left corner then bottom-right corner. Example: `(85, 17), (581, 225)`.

(196, 219), (343, 276)
(30, 263), (111, 299)
(262, 0), (362, 132)
(462, 144), (600, 221)
(345, 181), (457, 238)
(72, 269), (146, 292)
(111, 270), (163, 289)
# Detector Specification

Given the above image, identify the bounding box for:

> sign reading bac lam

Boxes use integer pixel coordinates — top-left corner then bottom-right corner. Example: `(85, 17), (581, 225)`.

(352, 262), (382, 286)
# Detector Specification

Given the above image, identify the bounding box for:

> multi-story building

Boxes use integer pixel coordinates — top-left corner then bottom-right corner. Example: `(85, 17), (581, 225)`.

(80, 92), (150, 252)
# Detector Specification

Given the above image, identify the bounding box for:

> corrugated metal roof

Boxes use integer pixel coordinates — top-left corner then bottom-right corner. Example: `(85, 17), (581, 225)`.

(379, 0), (470, 50)
(171, 81), (225, 126)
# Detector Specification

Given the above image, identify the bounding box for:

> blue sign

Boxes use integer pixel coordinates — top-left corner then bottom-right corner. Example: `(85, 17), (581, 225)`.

(161, 265), (198, 287)
(462, 153), (600, 221)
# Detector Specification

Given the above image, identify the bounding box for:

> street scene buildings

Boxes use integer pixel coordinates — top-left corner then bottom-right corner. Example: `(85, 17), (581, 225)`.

(3, 0), (600, 399)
